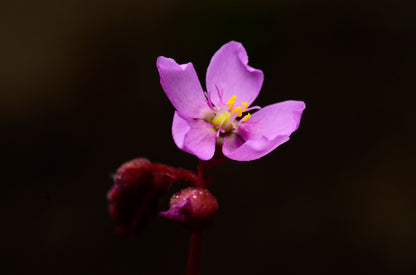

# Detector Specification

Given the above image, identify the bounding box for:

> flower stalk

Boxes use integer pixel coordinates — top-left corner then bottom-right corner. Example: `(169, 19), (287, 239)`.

(187, 230), (205, 275)
(185, 160), (211, 275)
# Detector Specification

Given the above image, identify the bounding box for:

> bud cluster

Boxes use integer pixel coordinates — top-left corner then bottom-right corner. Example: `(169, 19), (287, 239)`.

(107, 158), (173, 238)
(107, 158), (219, 237)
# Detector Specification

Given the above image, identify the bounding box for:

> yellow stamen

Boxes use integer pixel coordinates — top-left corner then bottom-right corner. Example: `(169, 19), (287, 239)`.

(228, 95), (237, 102)
(231, 106), (243, 117)
(226, 95), (237, 110)
(241, 102), (248, 112)
(241, 113), (251, 122)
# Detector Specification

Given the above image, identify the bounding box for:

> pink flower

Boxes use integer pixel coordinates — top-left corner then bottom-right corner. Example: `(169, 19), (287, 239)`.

(156, 41), (305, 161)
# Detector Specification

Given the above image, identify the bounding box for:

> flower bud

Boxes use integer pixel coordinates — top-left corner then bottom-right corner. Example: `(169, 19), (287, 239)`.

(107, 158), (172, 238)
(160, 188), (218, 231)
(113, 158), (153, 194)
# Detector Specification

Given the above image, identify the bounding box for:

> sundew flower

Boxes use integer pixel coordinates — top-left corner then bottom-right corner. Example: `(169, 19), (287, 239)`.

(156, 41), (305, 161)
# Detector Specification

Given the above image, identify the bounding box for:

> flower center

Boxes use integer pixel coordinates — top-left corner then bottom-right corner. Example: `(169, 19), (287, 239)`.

(210, 95), (251, 132)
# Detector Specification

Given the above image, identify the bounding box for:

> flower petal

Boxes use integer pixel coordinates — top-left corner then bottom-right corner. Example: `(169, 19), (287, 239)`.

(240, 100), (305, 141)
(223, 134), (290, 161)
(172, 111), (190, 150)
(206, 41), (264, 107)
(157, 57), (208, 118)
(222, 100), (305, 161)
(172, 112), (217, 160)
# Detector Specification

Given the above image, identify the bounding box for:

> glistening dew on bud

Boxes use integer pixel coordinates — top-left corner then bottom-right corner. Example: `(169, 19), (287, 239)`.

(160, 187), (218, 232)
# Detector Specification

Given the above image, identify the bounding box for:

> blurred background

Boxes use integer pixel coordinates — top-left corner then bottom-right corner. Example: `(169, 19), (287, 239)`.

(1, 0), (415, 274)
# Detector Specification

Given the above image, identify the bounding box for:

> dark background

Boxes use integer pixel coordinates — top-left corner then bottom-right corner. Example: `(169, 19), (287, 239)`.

(1, 0), (415, 274)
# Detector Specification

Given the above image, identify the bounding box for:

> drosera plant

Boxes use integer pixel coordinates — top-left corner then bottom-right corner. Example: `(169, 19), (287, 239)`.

(107, 41), (305, 275)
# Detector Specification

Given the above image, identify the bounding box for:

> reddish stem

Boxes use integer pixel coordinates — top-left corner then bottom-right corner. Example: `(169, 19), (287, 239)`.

(148, 163), (199, 187)
(197, 160), (206, 188)
(186, 161), (210, 275)
(186, 230), (204, 275)
(150, 161), (211, 275)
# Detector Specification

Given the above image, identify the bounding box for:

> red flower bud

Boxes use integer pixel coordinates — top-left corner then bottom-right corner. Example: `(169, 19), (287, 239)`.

(113, 158), (153, 193)
(107, 158), (173, 238)
(160, 188), (218, 232)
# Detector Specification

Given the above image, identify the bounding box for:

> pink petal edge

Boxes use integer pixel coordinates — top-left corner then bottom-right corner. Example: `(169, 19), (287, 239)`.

(222, 100), (305, 161)
(206, 41), (264, 108)
(157, 56), (208, 118)
(172, 111), (190, 150)
(172, 112), (217, 161)
(222, 134), (290, 161)
(240, 100), (305, 141)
